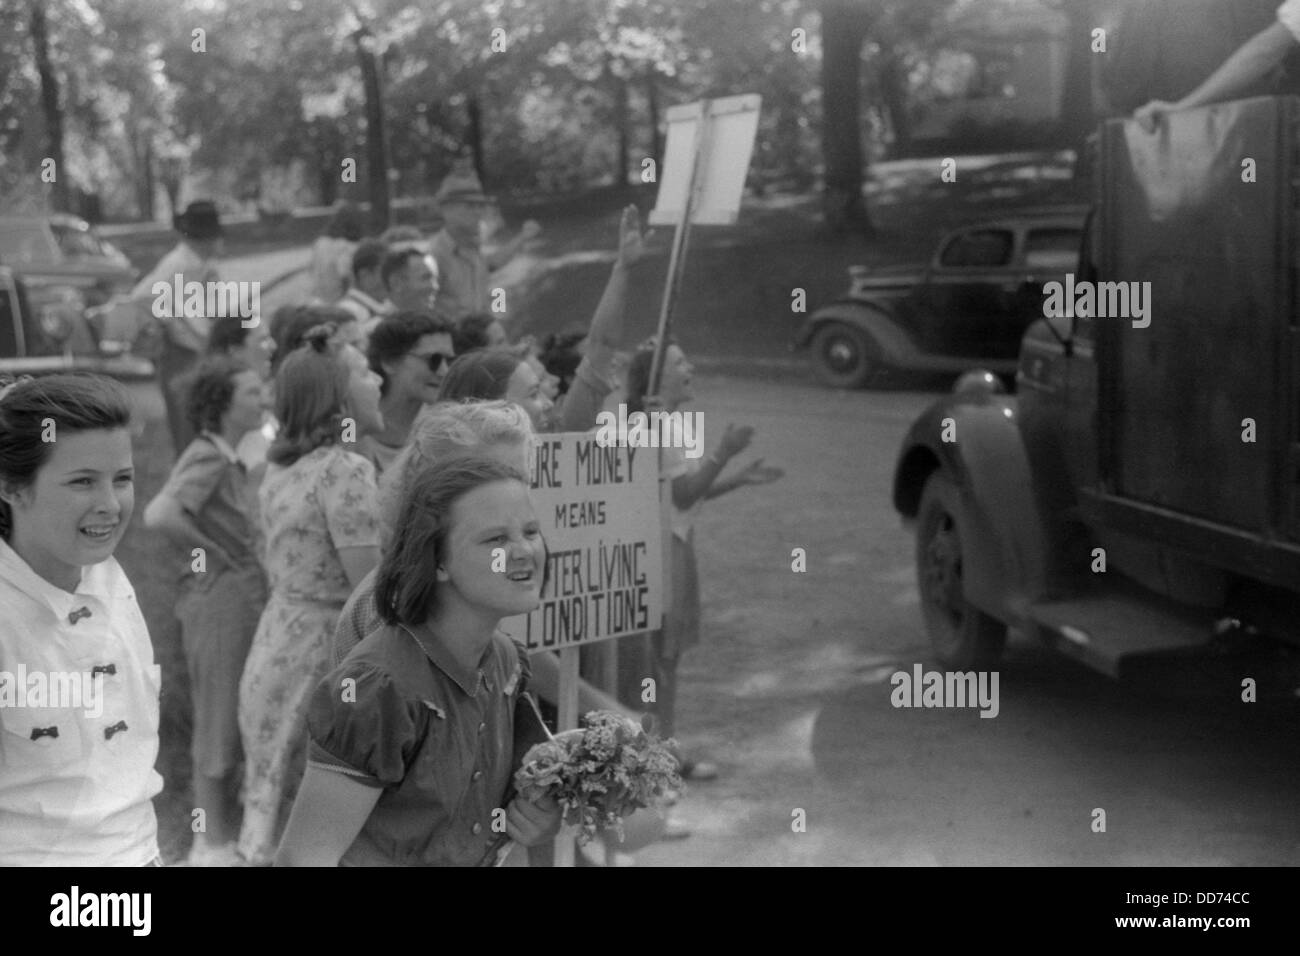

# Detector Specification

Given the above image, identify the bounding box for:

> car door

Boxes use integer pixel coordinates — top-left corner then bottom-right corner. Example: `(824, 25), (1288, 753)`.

(0, 268), (28, 360)
(913, 227), (1019, 359)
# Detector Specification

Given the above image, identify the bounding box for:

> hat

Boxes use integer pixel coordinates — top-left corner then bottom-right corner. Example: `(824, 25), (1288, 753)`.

(434, 165), (493, 206)
(174, 200), (223, 240)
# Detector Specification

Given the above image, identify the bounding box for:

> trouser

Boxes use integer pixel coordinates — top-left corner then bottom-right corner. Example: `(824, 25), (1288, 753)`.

(158, 339), (201, 456)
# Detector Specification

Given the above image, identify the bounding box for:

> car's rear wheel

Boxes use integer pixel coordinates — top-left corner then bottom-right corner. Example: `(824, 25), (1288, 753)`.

(916, 471), (1007, 669)
(810, 322), (890, 389)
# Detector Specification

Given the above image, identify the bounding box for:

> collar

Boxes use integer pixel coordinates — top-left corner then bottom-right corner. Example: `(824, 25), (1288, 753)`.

(0, 536), (131, 620)
(202, 432), (241, 465)
(346, 287), (392, 313)
(400, 622), (494, 697)
(434, 228), (479, 259)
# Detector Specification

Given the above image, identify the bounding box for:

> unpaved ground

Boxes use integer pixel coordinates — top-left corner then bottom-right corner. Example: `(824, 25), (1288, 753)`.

(629, 374), (1300, 866)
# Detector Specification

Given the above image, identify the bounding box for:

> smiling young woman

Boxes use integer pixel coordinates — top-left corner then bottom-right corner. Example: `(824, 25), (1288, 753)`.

(0, 373), (164, 866)
(276, 456), (562, 866)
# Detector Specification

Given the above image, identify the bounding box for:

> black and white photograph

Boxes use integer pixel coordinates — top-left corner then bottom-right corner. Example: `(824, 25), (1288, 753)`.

(0, 0), (1294, 915)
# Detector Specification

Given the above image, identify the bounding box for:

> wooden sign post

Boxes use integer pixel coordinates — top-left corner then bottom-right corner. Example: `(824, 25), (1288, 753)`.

(646, 93), (762, 395)
(500, 432), (667, 866)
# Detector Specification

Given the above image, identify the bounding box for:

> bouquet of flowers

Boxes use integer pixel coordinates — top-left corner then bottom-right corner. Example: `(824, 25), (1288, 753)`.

(495, 710), (682, 864)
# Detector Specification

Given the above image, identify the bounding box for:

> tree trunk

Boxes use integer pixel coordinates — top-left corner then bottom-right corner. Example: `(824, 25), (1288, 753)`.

(615, 72), (629, 188)
(319, 160), (338, 207)
(467, 92), (486, 188)
(140, 134), (155, 221)
(160, 160), (182, 222)
(29, 0), (69, 212)
(820, 0), (873, 236)
(354, 27), (390, 232)
(646, 65), (662, 169)
(1060, 0), (1096, 164)
(878, 52), (911, 153)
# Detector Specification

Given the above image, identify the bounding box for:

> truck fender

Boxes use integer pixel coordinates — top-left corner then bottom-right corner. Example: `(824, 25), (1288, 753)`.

(892, 393), (1050, 622)
(795, 302), (917, 366)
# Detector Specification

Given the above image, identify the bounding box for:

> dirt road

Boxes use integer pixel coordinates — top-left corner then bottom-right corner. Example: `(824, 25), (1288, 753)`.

(630, 373), (1300, 866)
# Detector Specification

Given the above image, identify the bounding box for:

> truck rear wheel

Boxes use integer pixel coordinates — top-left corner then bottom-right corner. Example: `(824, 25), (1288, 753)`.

(916, 471), (1007, 669)
(810, 322), (890, 389)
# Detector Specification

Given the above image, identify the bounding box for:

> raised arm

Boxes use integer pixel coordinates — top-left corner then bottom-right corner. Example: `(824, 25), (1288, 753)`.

(486, 219), (542, 271)
(1135, 21), (1298, 131)
(671, 424), (753, 510)
(583, 205), (652, 376)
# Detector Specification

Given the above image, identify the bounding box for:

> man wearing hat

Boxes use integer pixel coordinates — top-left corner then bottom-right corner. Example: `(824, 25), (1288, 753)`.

(428, 162), (541, 323)
(127, 200), (225, 453)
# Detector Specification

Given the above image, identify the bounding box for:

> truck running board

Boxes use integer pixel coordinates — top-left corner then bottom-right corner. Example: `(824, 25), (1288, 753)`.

(1026, 589), (1213, 678)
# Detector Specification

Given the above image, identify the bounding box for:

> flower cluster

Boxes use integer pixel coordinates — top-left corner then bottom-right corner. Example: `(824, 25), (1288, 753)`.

(514, 710), (683, 844)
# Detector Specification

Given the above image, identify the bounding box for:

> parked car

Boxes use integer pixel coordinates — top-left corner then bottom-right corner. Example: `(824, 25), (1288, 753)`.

(0, 213), (136, 305)
(795, 208), (1087, 388)
(0, 265), (153, 380)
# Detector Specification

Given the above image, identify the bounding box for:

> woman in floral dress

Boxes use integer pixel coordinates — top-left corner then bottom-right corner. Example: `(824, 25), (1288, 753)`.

(237, 327), (385, 865)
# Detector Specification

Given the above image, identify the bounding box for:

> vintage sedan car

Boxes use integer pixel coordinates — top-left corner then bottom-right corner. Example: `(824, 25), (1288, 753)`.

(794, 207), (1086, 388)
(0, 265), (153, 380)
(0, 213), (137, 309)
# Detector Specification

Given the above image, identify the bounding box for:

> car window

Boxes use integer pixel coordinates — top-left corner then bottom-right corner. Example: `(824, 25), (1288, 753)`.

(938, 229), (1014, 268)
(1023, 227), (1081, 270)
(0, 222), (60, 266)
(51, 223), (105, 260)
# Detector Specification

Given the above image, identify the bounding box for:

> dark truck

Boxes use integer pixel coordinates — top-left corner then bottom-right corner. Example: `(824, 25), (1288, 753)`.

(892, 95), (1300, 679)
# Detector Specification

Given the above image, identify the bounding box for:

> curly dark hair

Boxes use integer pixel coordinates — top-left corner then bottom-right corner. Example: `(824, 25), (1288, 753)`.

(452, 313), (495, 355)
(624, 335), (678, 414)
(185, 356), (252, 437)
(367, 310), (454, 395)
(539, 330), (586, 397)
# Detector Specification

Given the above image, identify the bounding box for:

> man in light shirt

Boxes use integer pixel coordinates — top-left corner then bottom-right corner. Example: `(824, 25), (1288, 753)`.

(125, 201), (225, 454)
(382, 247), (440, 315)
(428, 164), (540, 323)
(1135, 1), (1300, 130)
(335, 238), (394, 338)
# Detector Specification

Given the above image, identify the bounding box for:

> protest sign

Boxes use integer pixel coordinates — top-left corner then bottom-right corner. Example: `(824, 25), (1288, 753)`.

(499, 432), (664, 651)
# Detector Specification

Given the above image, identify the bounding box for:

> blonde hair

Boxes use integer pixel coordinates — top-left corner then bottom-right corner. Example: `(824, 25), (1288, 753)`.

(376, 399), (535, 550)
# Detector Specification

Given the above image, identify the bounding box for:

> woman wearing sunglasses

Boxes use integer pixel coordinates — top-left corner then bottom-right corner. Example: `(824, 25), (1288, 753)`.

(359, 312), (457, 475)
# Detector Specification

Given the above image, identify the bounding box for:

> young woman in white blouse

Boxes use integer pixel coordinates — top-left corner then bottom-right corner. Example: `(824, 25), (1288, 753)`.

(0, 373), (163, 866)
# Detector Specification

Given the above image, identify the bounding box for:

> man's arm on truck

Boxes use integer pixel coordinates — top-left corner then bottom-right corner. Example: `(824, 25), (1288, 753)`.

(1134, 12), (1299, 132)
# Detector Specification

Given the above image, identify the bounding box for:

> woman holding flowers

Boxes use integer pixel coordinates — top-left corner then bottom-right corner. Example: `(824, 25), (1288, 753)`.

(275, 456), (561, 866)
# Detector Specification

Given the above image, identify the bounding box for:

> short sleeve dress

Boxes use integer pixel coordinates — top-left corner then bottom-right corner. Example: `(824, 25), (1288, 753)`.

(237, 444), (379, 864)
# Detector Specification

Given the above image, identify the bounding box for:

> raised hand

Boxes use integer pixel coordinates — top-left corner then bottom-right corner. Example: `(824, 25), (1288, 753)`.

(1134, 100), (1175, 134)
(519, 219), (543, 241)
(735, 457), (784, 486)
(617, 204), (653, 267)
(717, 423), (755, 461)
